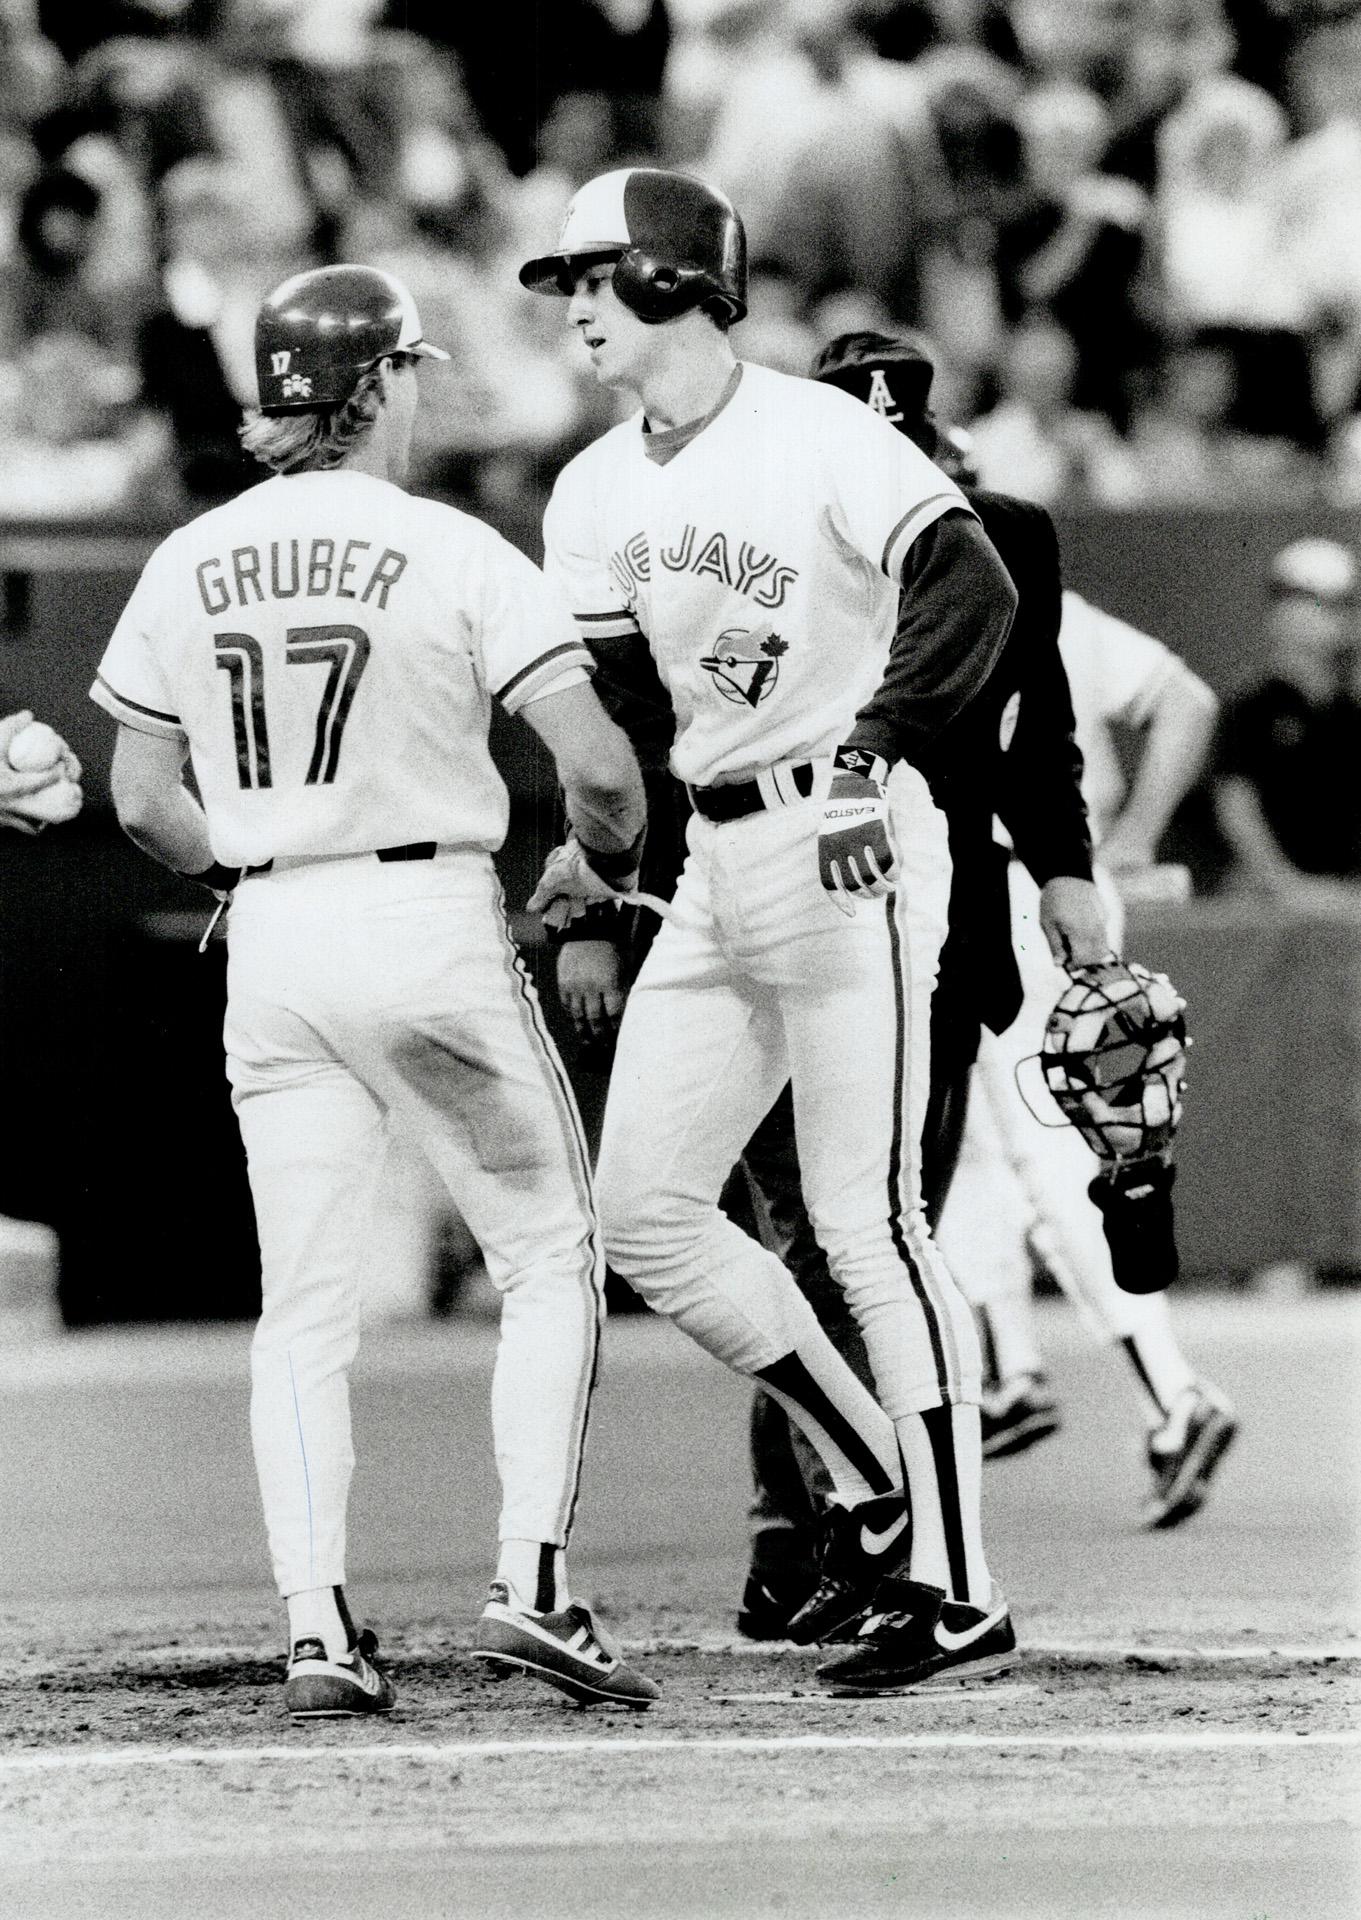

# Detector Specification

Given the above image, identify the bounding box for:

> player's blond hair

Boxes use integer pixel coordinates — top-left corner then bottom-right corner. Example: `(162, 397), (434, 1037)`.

(238, 354), (414, 475)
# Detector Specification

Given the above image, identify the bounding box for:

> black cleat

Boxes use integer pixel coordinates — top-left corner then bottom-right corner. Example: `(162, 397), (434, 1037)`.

(736, 1531), (818, 1640)
(817, 1577), (1017, 1695)
(981, 1373), (1062, 1460)
(784, 1494), (910, 1646)
(1143, 1384), (1238, 1528)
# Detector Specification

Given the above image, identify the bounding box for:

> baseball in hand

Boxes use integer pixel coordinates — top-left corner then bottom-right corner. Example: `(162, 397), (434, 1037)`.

(19, 779), (82, 823)
(6, 720), (66, 772)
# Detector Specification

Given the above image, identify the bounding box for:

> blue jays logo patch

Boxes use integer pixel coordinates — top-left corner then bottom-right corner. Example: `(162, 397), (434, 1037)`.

(700, 624), (788, 707)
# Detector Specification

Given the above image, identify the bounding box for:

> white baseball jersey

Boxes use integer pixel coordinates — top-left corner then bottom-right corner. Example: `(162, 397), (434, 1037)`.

(1058, 588), (1182, 846)
(543, 361), (973, 787)
(92, 469), (591, 867)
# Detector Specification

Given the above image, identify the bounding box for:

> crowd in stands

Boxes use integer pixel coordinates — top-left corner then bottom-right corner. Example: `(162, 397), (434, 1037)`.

(0, 0), (1360, 522)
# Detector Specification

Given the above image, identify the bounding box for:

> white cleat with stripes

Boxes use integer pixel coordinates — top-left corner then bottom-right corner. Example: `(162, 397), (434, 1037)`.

(471, 1582), (661, 1708)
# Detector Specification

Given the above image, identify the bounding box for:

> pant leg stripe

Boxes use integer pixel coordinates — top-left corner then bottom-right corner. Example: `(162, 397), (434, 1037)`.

(884, 900), (952, 1403)
(493, 891), (604, 1544)
(917, 1408), (971, 1603)
(755, 1352), (896, 1496)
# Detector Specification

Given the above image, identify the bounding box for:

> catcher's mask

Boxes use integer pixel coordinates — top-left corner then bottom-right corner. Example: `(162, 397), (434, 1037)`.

(1033, 959), (1190, 1295)
(1038, 958), (1188, 1166)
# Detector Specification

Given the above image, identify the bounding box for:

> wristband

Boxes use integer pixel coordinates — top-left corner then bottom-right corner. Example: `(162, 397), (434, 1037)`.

(576, 827), (646, 886)
(833, 746), (890, 787)
(182, 860), (241, 893)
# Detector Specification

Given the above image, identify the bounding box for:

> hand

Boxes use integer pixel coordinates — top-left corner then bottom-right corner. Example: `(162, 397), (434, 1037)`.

(527, 833), (637, 933)
(1040, 874), (1113, 966)
(557, 940), (625, 1039)
(0, 710), (70, 832)
(818, 748), (897, 916)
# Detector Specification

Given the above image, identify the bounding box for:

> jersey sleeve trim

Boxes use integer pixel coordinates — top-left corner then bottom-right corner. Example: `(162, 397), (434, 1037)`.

(495, 639), (596, 711)
(89, 672), (185, 740)
(573, 609), (643, 640)
(882, 493), (974, 582)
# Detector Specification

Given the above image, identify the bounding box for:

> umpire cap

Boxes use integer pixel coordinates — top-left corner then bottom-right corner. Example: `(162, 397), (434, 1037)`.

(254, 264), (449, 415)
(519, 168), (748, 325)
(810, 330), (938, 448)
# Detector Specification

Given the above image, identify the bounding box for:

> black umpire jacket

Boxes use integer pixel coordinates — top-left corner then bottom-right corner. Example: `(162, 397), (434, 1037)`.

(920, 488), (1093, 1038)
(562, 490), (1093, 1040)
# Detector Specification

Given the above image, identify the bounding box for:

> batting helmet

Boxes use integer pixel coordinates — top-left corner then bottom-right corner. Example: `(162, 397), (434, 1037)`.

(254, 264), (449, 415)
(518, 168), (748, 325)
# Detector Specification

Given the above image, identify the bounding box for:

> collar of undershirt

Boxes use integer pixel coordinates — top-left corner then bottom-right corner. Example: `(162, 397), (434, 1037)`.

(641, 362), (744, 465)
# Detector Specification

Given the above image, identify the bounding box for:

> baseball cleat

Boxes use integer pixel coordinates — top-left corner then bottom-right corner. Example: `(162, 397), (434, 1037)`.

(817, 1577), (1017, 1695)
(1142, 1383), (1238, 1528)
(470, 1582), (660, 1708)
(784, 1493), (911, 1646)
(981, 1372), (1062, 1459)
(284, 1628), (396, 1718)
(736, 1529), (818, 1640)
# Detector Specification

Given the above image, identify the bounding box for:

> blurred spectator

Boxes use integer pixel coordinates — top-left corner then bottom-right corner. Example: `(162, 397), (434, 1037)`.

(740, 261), (821, 373)
(1128, 332), (1328, 501)
(0, 332), (172, 520)
(389, 0), (673, 176)
(967, 312), (1141, 503)
(1153, 70), (1327, 450)
(0, 165), (147, 356)
(1009, 77), (1153, 425)
(1211, 536), (1361, 901)
(136, 157), (296, 505)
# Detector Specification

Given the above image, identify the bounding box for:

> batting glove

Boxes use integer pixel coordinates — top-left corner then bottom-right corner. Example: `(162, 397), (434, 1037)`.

(527, 831), (642, 933)
(818, 747), (897, 916)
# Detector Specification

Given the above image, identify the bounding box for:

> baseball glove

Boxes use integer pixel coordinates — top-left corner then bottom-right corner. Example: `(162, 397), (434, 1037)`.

(527, 833), (642, 933)
(1039, 959), (1189, 1294)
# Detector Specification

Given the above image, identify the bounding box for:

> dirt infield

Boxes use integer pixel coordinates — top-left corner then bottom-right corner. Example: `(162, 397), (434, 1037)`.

(0, 1295), (1357, 1918)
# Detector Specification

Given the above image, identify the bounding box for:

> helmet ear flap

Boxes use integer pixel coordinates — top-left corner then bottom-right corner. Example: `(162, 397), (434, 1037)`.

(612, 249), (701, 323)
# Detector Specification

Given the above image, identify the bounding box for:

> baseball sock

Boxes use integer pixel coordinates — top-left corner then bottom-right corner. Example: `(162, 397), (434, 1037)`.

(496, 1540), (568, 1614)
(287, 1584), (352, 1661)
(897, 1405), (991, 1608)
(1116, 1306), (1196, 1427)
(974, 1297), (1045, 1389)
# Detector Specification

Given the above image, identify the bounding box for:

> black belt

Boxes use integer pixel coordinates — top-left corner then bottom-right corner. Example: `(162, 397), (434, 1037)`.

(688, 764), (816, 823)
(245, 842), (437, 877)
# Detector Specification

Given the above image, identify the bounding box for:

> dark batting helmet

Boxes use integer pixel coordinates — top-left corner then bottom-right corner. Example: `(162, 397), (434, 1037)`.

(519, 168), (748, 324)
(254, 264), (449, 415)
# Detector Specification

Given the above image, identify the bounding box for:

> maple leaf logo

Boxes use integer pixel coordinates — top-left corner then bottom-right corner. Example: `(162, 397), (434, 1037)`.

(760, 633), (788, 658)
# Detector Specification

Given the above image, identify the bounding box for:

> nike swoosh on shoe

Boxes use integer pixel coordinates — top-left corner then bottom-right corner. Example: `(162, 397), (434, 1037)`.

(934, 1603), (1011, 1654)
(860, 1510), (909, 1556)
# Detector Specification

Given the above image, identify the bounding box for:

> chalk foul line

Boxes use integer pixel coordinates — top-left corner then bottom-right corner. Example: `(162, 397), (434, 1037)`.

(1, 1729), (1357, 1775)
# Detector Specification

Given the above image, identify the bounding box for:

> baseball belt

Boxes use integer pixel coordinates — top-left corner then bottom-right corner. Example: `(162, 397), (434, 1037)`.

(688, 761), (822, 822)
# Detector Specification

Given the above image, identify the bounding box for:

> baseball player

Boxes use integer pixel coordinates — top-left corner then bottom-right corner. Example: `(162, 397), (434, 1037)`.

(90, 264), (659, 1715)
(521, 168), (1022, 1694)
(936, 584), (1239, 1526)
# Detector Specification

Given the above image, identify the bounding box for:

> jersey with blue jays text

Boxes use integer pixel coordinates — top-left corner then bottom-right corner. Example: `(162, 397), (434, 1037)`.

(92, 469), (591, 867)
(543, 361), (973, 788)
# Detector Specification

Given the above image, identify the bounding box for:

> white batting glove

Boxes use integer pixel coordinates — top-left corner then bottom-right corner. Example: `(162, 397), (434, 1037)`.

(817, 747), (898, 917)
(527, 832), (642, 933)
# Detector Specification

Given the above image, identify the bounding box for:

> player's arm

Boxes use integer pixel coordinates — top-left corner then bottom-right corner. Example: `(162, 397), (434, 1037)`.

(842, 510), (1018, 767)
(819, 510), (1017, 911)
(1102, 657), (1218, 873)
(518, 679), (647, 865)
(109, 724), (234, 888)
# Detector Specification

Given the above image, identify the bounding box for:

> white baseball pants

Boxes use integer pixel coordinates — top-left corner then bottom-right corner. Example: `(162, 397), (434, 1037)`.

(223, 849), (603, 1599)
(596, 763), (982, 1425)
